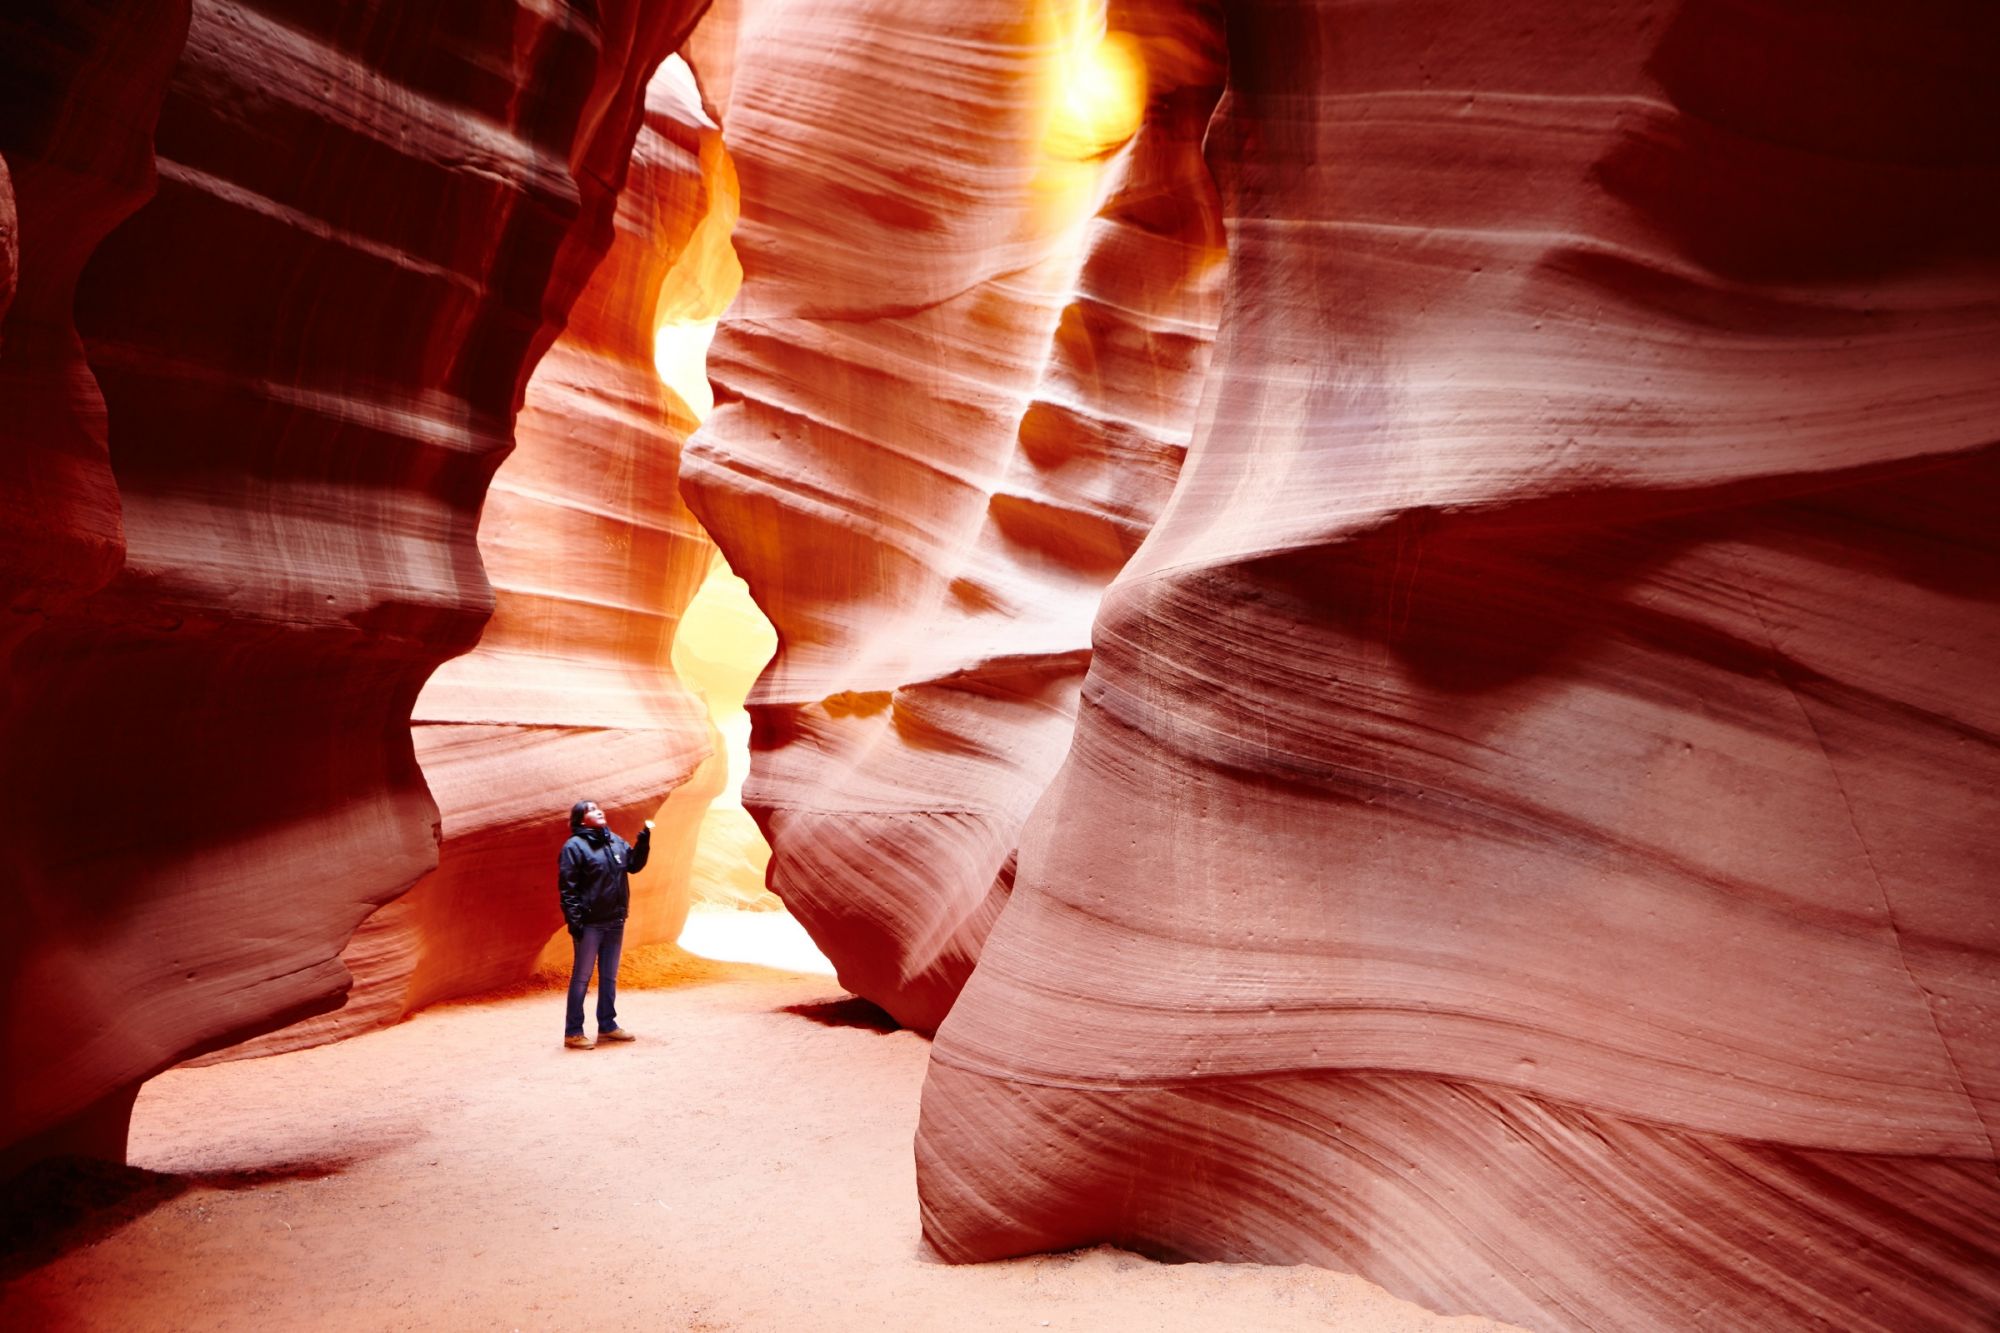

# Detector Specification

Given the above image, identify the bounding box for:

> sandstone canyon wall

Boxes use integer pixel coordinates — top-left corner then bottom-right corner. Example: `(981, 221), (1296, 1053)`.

(681, 0), (1227, 1029)
(918, 1), (2000, 1329)
(4, 1), (1997, 1326)
(0, 0), (707, 1168)
(0, 0), (193, 1170)
(0, 2), (187, 668)
(218, 54), (740, 1057)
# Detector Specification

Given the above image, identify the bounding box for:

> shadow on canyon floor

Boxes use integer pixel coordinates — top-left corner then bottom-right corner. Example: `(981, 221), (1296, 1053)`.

(782, 995), (901, 1033)
(0, 1153), (357, 1281)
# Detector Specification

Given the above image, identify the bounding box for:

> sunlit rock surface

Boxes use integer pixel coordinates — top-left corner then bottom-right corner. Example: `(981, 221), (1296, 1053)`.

(919, 1), (2000, 1328)
(0, 0), (703, 1164)
(681, 0), (1226, 1029)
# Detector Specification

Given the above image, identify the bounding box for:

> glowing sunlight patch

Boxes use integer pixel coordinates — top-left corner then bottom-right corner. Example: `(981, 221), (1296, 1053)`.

(650, 52), (741, 425)
(1045, 27), (1146, 161)
(1031, 3), (1147, 233)
(654, 318), (720, 421)
(674, 546), (778, 915)
(673, 550), (775, 817)
(678, 904), (836, 976)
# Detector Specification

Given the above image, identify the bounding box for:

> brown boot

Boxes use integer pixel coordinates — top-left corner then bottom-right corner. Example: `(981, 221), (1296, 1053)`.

(598, 1028), (636, 1043)
(564, 1034), (595, 1050)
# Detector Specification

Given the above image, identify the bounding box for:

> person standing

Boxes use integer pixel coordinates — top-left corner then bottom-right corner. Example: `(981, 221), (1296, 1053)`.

(558, 799), (652, 1049)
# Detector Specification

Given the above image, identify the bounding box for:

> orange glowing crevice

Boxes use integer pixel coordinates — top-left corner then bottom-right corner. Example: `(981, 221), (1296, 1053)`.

(673, 547), (781, 916)
(653, 78), (744, 424)
(1031, 2), (1149, 233)
(671, 548), (776, 820)
(1045, 28), (1146, 162)
(640, 55), (799, 968)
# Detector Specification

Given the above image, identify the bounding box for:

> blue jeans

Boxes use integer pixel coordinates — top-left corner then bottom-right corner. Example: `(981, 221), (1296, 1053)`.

(565, 920), (625, 1038)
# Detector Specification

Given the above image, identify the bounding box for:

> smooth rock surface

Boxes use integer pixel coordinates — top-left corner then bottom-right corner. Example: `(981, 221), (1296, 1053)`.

(217, 52), (738, 1058)
(0, 0), (704, 1164)
(681, 0), (1226, 1029)
(0, 0), (193, 1173)
(919, 2), (2000, 1328)
(0, 1), (187, 666)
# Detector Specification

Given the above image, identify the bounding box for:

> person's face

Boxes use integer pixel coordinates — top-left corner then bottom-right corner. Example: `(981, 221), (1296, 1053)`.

(582, 803), (608, 829)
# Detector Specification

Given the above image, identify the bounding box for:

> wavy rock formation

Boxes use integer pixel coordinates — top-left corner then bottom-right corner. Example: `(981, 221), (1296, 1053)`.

(0, 158), (13, 317)
(215, 54), (738, 1058)
(0, 0), (193, 1171)
(0, 2), (188, 667)
(919, 1), (2000, 1328)
(681, 0), (1226, 1029)
(0, 0), (705, 1167)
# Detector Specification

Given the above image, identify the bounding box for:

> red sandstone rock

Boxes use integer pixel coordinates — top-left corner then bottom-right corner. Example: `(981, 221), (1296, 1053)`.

(0, 0), (194, 1173)
(0, 5), (187, 675)
(0, 157), (16, 324)
(5, 0), (1995, 1324)
(0, 0), (705, 1167)
(216, 55), (738, 1058)
(918, 1), (2000, 1327)
(681, 0), (1225, 1029)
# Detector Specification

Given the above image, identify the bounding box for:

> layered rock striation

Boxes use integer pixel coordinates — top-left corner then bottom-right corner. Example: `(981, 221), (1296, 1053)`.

(0, 1), (189, 667)
(681, 0), (1226, 1029)
(0, 0), (705, 1167)
(919, 1), (2000, 1328)
(0, 0), (194, 1171)
(5, 1), (1996, 1324)
(221, 54), (740, 1057)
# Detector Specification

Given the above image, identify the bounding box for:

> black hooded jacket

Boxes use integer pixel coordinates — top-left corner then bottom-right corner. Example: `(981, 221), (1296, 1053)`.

(558, 802), (652, 931)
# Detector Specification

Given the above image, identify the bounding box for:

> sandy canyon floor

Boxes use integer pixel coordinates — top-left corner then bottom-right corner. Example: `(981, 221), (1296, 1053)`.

(3, 915), (1519, 1332)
